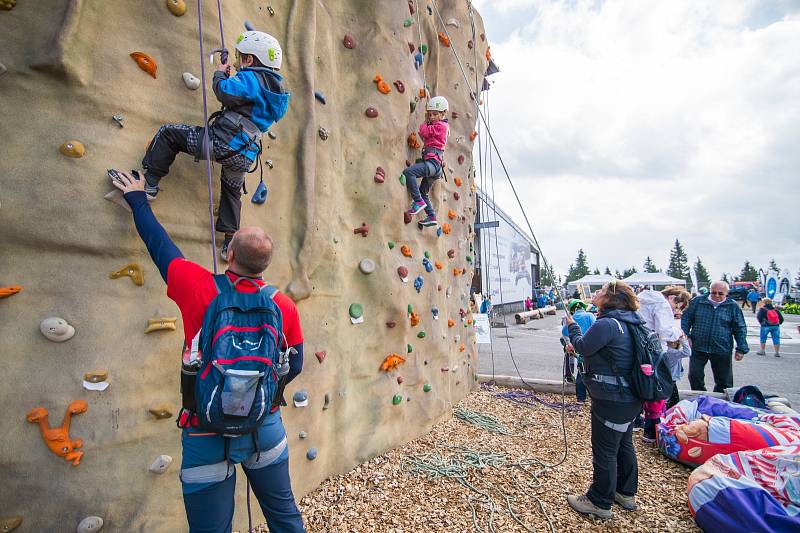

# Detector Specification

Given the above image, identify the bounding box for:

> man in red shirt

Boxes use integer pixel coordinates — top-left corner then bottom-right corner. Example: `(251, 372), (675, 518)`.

(112, 171), (305, 532)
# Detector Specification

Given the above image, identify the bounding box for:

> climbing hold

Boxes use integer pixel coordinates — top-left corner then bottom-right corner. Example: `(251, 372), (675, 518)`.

(381, 354), (406, 372)
(267, 130), (277, 140)
(466, 255), (473, 263)
(420, 44), (429, 55)
(26, 400), (88, 466)
(82, 370), (109, 392)
(373, 74), (391, 94)
(399, 173), (407, 186)
(403, 211), (412, 225)
(447, 249), (455, 258)
(447, 210), (456, 220)
(112, 114), (125, 128)
(0, 285), (22, 299)
(427, 5), (432, 15)
(358, 258), (375, 275)
(244, 20), (254, 31)
(349, 303), (364, 324)
(392, 394), (403, 405)
(110, 262), (144, 286)
(422, 258), (433, 273)
(480, 32), (486, 41)
(386, 320), (397, 328)
(0, 0), (15, 10)
(454, 191), (460, 200)
(396, 376), (405, 386)
(409, 312), (420, 327)
(40, 317), (75, 342)
(418, 88), (426, 99)
(299, 431), (307, 439)
(318, 127), (329, 140)
(314, 91), (326, 105)
(486, 47), (491, 61)
(144, 317), (178, 334)
(0, 517), (22, 532)
(365, 106), (378, 118)
(323, 393), (332, 410)
(407, 132), (420, 149)
(442, 223), (452, 234)
(413, 276), (423, 293)
(148, 404), (173, 420)
(149, 454), (173, 474)
(469, 131), (478, 141)
(267, 5), (275, 16)
(407, 0), (414, 14)
(414, 52), (423, 70)
(434, 261), (443, 270)
(306, 448), (317, 460)
(401, 245), (412, 257)
(448, 319), (455, 328)
(343, 34), (356, 49)
(76, 516), (103, 533)
(130, 52), (157, 79)
(441, 367), (449, 372)
(374, 166), (386, 183)
(446, 287), (453, 298)
(431, 307), (439, 319)
(252, 180), (268, 204)
(59, 141), (85, 158)
(166, 0), (186, 16)
(293, 390), (309, 407)
(314, 350), (326, 364)
(387, 241), (395, 249)
(353, 222), (369, 237)
(454, 176), (463, 186)
(417, 331), (426, 339)
(394, 80), (405, 93)
(397, 266), (409, 282)
(403, 18), (413, 27)
(446, 18), (460, 28)
(408, 42), (415, 53)
(460, 344), (466, 353)
(452, 268), (460, 277)
(408, 304), (413, 315)
(457, 154), (465, 165)
(468, 40), (474, 49)
(438, 32), (451, 47)
(423, 383), (432, 393)
(410, 100), (417, 113)
(265, 160), (274, 169)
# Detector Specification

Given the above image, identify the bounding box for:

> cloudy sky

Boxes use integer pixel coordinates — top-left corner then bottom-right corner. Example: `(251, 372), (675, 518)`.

(468, 0), (800, 281)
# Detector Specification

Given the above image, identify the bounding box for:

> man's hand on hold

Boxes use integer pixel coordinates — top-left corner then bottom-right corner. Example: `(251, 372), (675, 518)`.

(112, 170), (146, 194)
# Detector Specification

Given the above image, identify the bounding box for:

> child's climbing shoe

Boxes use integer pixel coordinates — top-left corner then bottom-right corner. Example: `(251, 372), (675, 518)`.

(419, 216), (438, 227)
(407, 201), (427, 216)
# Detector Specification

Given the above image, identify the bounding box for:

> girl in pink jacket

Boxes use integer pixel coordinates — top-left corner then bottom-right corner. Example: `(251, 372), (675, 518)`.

(403, 96), (450, 228)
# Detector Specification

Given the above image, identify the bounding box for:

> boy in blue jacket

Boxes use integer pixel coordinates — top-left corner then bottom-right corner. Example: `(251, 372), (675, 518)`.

(137, 31), (290, 259)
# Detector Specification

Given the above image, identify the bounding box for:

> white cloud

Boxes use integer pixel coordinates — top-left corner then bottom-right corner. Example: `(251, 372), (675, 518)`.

(471, 0), (800, 280)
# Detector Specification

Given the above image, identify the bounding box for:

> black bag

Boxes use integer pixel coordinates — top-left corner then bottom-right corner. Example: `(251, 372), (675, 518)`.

(605, 320), (674, 402)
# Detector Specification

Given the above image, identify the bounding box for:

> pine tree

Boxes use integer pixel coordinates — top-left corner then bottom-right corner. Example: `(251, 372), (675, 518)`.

(565, 249), (591, 282)
(604, 266), (612, 276)
(622, 267), (637, 278)
(614, 269), (622, 279)
(737, 260), (758, 282)
(694, 257), (710, 284)
(643, 256), (660, 273)
(768, 259), (780, 273)
(593, 267), (601, 275)
(541, 265), (556, 287)
(722, 273), (732, 285)
(667, 240), (690, 281)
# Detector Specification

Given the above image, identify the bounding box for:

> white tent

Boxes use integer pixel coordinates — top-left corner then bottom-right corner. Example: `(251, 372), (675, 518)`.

(567, 274), (616, 289)
(622, 272), (687, 286)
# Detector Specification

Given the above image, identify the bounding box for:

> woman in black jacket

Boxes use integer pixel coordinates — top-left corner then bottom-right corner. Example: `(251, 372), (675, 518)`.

(565, 280), (643, 519)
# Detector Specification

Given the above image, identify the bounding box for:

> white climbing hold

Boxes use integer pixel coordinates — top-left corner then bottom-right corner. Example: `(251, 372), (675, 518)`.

(40, 317), (75, 342)
(182, 72), (200, 90)
(299, 431), (308, 439)
(149, 454), (173, 474)
(446, 18), (460, 28)
(77, 516), (103, 533)
(104, 189), (132, 212)
(358, 258), (375, 275)
(82, 380), (110, 392)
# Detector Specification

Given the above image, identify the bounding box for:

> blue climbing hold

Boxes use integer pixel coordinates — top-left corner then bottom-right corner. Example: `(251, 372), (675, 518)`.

(244, 20), (254, 31)
(252, 181), (268, 204)
(306, 448), (317, 460)
(414, 276), (423, 293)
(314, 91), (327, 105)
(422, 258), (433, 273)
(414, 52), (424, 70)
(431, 307), (439, 319)
(436, 227), (443, 237)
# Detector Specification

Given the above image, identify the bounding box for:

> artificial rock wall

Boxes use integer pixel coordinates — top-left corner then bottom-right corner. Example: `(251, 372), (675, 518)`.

(0, 0), (488, 530)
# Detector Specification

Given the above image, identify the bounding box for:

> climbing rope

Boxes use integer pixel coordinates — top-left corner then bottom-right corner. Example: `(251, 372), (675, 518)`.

(486, 384), (583, 412)
(195, 0), (219, 274)
(413, 0), (428, 98)
(454, 407), (518, 436)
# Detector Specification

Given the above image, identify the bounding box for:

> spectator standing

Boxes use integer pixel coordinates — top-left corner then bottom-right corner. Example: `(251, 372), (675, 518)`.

(561, 299), (595, 402)
(756, 298), (784, 357)
(746, 288), (760, 314)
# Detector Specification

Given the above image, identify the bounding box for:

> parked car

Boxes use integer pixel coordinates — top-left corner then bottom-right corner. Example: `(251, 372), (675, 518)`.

(728, 282), (759, 301)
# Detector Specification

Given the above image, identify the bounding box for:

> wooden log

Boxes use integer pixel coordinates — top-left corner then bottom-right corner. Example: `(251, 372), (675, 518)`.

(514, 309), (542, 323)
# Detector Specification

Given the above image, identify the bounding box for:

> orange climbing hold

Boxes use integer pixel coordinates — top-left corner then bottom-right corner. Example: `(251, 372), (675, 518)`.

(434, 261), (443, 270)
(401, 245), (412, 257)
(380, 354), (406, 372)
(469, 131), (478, 141)
(454, 177), (463, 187)
(486, 47), (491, 61)
(418, 88), (426, 99)
(130, 52), (157, 78)
(453, 268), (460, 277)
(438, 32), (451, 47)
(407, 132), (420, 149)
(26, 400), (88, 466)
(459, 344), (466, 353)
(447, 210), (456, 220)
(442, 223), (452, 234)
(0, 285), (22, 299)
(448, 319), (455, 328)
(410, 312), (420, 327)
(373, 74), (391, 95)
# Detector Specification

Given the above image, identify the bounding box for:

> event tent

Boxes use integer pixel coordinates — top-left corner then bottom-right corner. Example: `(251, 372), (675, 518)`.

(622, 272), (687, 286)
(566, 274), (616, 289)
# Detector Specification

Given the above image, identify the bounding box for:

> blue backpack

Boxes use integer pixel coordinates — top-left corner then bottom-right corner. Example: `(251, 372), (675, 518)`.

(194, 275), (284, 435)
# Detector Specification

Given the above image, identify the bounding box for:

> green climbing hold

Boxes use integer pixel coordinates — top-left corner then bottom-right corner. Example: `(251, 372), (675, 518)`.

(403, 18), (414, 27)
(392, 394), (403, 405)
(399, 174), (406, 186)
(466, 255), (473, 263)
(407, 304), (413, 314)
(410, 101), (416, 113)
(349, 303), (363, 319)
(417, 331), (426, 339)
(407, 344), (413, 353)
(424, 251), (430, 259)
(420, 44), (428, 55)
(423, 383), (432, 392)
(388, 241), (395, 249)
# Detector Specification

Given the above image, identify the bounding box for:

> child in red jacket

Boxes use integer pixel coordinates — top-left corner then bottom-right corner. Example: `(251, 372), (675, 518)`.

(403, 96), (449, 227)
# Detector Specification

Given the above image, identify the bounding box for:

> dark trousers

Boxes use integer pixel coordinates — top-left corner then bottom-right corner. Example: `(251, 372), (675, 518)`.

(404, 159), (441, 218)
(183, 459), (305, 533)
(688, 351), (732, 393)
(587, 401), (639, 510)
(750, 301), (757, 314)
(142, 124), (250, 235)
(666, 379), (680, 409)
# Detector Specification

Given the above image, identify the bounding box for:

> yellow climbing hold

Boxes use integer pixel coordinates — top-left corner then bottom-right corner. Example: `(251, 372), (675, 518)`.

(144, 317), (178, 333)
(83, 370), (108, 383)
(59, 141), (85, 158)
(166, 0), (186, 16)
(148, 404), (173, 419)
(110, 263), (144, 286)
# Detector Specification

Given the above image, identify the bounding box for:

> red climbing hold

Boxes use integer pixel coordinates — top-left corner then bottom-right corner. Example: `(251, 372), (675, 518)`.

(353, 222), (369, 237)
(405, 160), (412, 167)
(480, 32), (486, 42)
(457, 155), (465, 165)
(408, 0), (414, 15)
(447, 249), (455, 259)
(315, 351), (327, 364)
(403, 211), (412, 225)
(343, 34), (356, 49)
(386, 320), (397, 328)
(365, 107), (379, 118)
(468, 40), (474, 49)
(407, 133), (420, 150)
(397, 376), (405, 385)
(454, 192), (460, 201)
(397, 266), (409, 281)
(374, 166), (386, 183)
(451, 111), (459, 119)
(441, 367), (449, 372)
(408, 42), (415, 53)
(394, 80), (405, 93)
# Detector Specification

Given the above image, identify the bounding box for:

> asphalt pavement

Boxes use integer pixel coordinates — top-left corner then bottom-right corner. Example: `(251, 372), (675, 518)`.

(478, 310), (800, 407)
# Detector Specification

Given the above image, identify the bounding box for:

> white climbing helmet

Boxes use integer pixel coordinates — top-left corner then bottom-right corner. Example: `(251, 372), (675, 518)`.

(235, 31), (283, 70)
(426, 95), (449, 112)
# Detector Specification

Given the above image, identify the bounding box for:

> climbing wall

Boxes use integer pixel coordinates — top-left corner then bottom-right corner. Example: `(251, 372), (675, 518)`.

(0, 0), (488, 530)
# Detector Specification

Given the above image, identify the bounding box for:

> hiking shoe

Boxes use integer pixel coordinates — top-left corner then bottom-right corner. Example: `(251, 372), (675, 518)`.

(641, 434), (656, 444)
(774, 352), (781, 358)
(407, 201), (427, 216)
(419, 216), (438, 227)
(567, 495), (612, 519)
(756, 350), (766, 356)
(220, 241), (230, 263)
(614, 492), (638, 511)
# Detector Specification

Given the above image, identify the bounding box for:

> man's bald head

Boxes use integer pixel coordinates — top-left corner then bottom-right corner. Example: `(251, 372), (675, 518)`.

(709, 280), (729, 303)
(229, 227), (274, 276)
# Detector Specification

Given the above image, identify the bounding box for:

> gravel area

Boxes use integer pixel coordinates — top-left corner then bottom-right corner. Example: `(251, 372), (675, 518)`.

(294, 385), (700, 532)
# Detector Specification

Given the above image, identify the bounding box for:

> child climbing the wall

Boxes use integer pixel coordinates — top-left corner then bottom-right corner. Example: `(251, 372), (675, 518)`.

(403, 96), (449, 228)
(135, 31), (289, 260)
